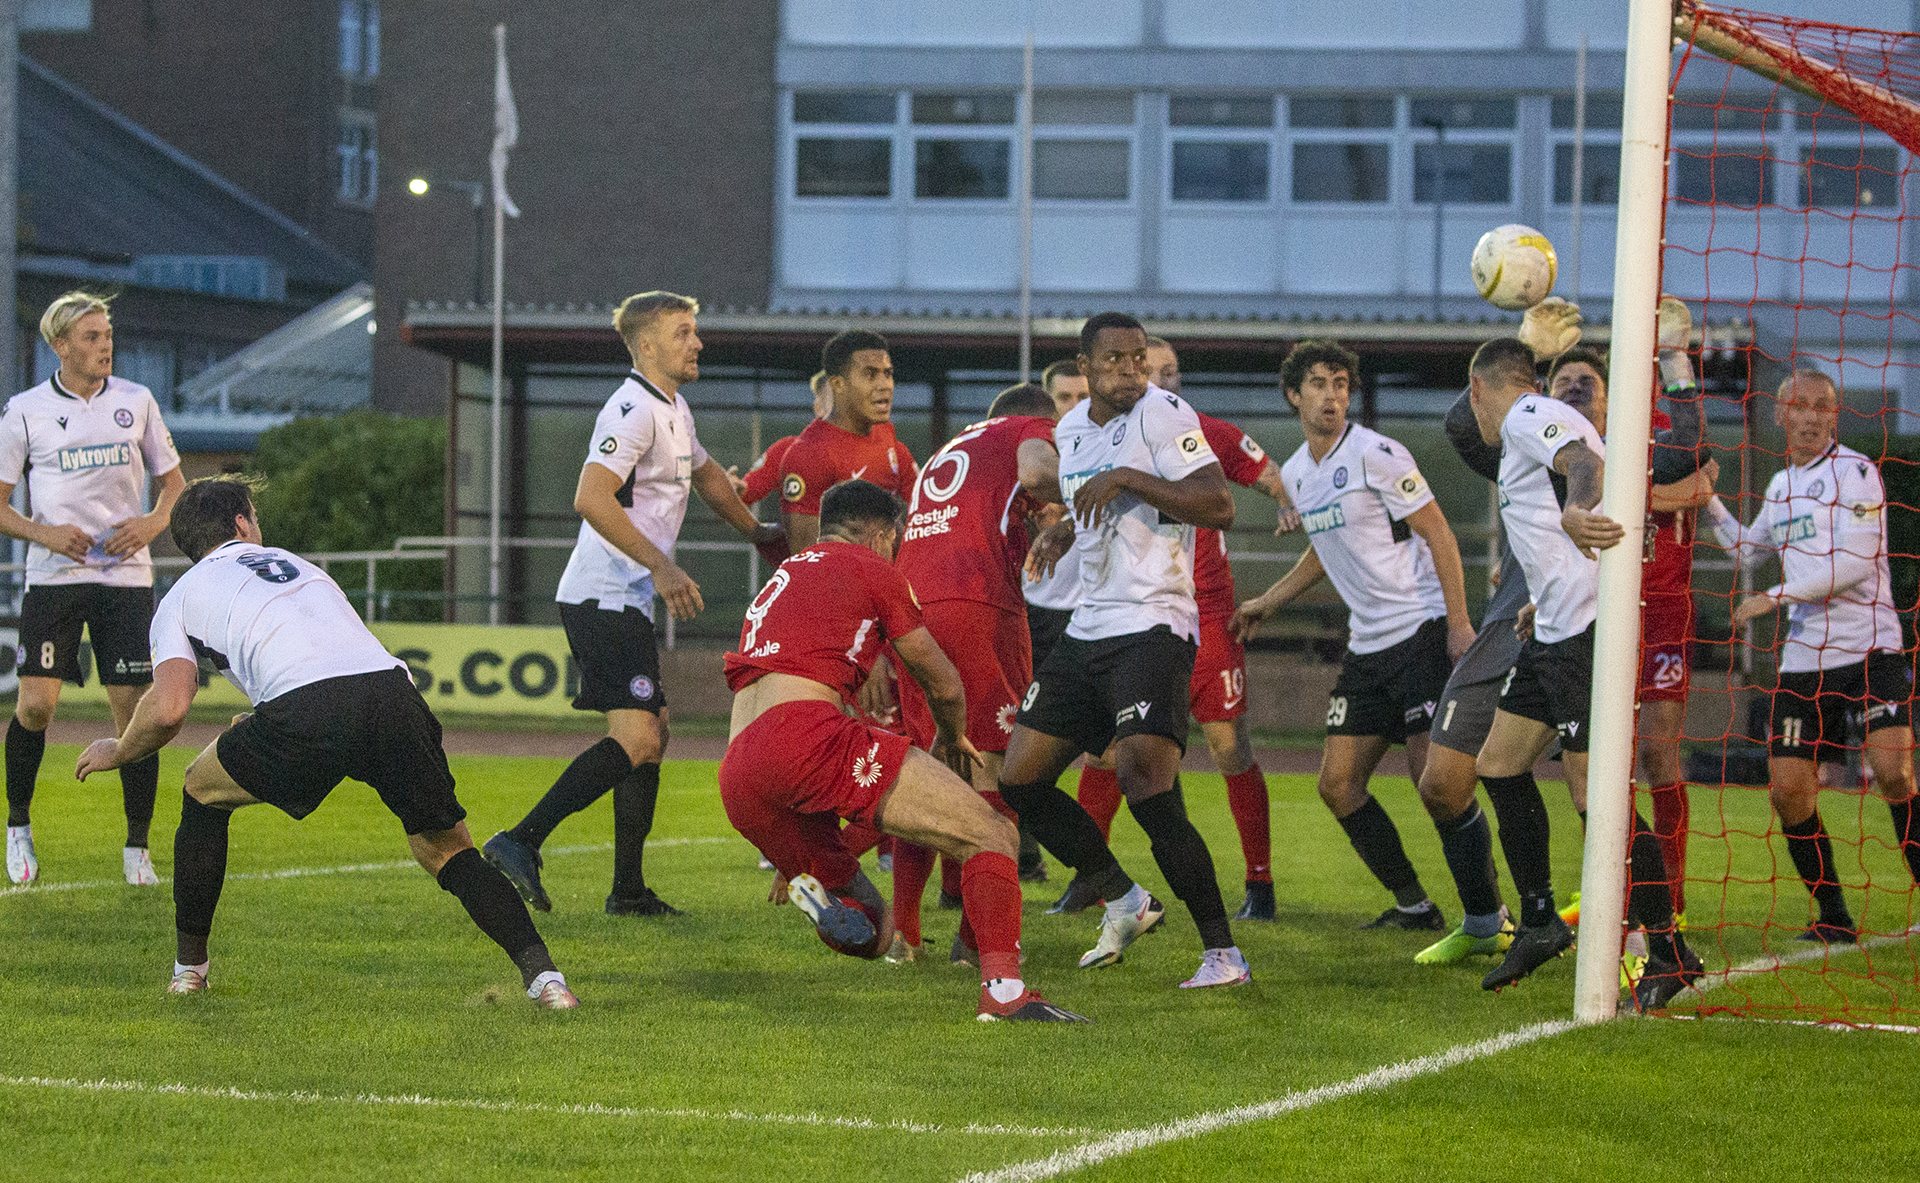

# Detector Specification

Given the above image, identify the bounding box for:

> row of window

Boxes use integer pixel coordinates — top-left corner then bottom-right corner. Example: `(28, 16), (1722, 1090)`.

(791, 91), (1903, 210)
(337, 115), (377, 205)
(339, 0), (379, 79)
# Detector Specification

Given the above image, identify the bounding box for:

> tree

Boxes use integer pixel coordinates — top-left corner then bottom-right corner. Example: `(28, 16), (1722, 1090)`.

(248, 412), (444, 621)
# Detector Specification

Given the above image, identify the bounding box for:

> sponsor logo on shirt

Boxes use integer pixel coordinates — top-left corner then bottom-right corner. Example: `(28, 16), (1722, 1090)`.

(1301, 503), (1347, 535)
(996, 703), (1018, 733)
(852, 741), (886, 789)
(1059, 464), (1113, 502)
(1772, 514), (1818, 546)
(114, 408), (134, 428)
(57, 441), (131, 472)
(748, 641), (781, 657)
(904, 504), (960, 541)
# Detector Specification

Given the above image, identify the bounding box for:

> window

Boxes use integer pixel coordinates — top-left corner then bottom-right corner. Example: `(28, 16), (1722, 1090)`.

(1803, 145), (1900, 208)
(1550, 95), (1624, 130)
(1409, 98), (1516, 130)
(1170, 97), (1274, 128)
(796, 138), (891, 197)
(911, 94), (1015, 126)
(1033, 140), (1129, 200)
(1413, 144), (1512, 203)
(914, 140), (1009, 198)
(1289, 98), (1393, 129)
(1171, 142), (1268, 201)
(1673, 147), (1775, 206)
(794, 93), (895, 124)
(339, 0), (379, 78)
(1553, 143), (1620, 204)
(337, 115), (377, 204)
(1033, 92), (1134, 126)
(1291, 142), (1389, 202)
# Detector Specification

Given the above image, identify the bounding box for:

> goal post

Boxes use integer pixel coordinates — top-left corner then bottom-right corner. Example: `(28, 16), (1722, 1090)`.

(1573, 0), (1670, 1025)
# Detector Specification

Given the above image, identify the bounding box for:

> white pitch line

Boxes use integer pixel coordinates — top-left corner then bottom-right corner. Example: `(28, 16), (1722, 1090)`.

(0, 1073), (1093, 1139)
(0, 837), (732, 899)
(957, 1019), (1580, 1183)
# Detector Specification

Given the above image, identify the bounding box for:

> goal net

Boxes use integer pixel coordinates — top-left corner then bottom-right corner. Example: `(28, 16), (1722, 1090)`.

(1641, 2), (1920, 1025)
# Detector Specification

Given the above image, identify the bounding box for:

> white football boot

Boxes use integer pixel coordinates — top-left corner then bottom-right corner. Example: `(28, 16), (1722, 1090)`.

(124, 846), (160, 886)
(1078, 884), (1163, 968)
(6, 825), (37, 885)
(1180, 946), (1252, 989)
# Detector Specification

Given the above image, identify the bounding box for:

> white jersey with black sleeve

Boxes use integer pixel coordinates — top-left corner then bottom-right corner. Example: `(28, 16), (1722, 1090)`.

(1279, 423), (1445, 654)
(1497, 392), (1605, 644)
(1705, 441), (1900, 672)
(555, 371), (710, 618)
(0, 374), (181, 588)
(1056, 383), (1218, 644)
(149, 541), (403, 706)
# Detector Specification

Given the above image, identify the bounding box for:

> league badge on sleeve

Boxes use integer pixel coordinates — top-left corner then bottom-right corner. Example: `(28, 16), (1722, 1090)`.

(783, 474), (805, 503)
(1397, 471), (1429, 503)
(598, 437), (618, 454)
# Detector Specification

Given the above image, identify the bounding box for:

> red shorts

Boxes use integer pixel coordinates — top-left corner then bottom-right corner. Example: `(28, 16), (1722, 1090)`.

(897, 599), (1032, 753)
(1637, 590), (1694, 703)
(719, 699), (914, 885)
(1189, 613), (1248, 724)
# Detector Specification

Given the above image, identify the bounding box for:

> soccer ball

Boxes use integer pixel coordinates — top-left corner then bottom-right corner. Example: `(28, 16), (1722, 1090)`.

(1471, 225), (1558, 311)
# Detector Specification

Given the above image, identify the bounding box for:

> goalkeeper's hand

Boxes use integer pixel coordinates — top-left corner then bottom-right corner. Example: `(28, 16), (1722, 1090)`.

(1658, 295), (1694, 353)
(1519, 297), (1582, 361)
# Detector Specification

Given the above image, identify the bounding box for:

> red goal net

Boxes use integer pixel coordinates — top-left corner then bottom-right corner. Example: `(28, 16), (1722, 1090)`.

(1642, 3), (1920, 1026)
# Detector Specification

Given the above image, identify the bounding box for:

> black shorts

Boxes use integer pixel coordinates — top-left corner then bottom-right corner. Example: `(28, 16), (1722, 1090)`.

(1770, 652), (1914, 763)
(1017, 624), (1195, 756)
(560, 599), (666, 713)
(17, 583), (155, 686)
(1026, 604), (1073, 671)
(1500, 625), (1596, 754)
(1328, 617), (1452, 743)
(216, 667), (466, 835)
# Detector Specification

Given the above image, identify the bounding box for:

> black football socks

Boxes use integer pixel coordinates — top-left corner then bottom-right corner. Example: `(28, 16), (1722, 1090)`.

(997, 778), (1135, 903)
(1781, 812), (1853, 928)
(121, 753), (159, 848)
(6, 718), (45, 827)
(509, 737), (633, 850)
(1336, 794), (1428, 909)
(437, 846), (556, 987)
(610, 762), (661, 900)
(173, 791), (231, 965)
(1480, 772), (1556, 928)
(1129, 784), (1234, 950)
(1434, 801), (1504, 933)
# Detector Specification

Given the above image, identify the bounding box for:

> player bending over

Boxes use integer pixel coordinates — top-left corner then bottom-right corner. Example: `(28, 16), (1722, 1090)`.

(1466, 338), (1701, 1010)
(1233, 339), (1475, 933)
(1706, 369), (1920, 943)
(1004, 312), (1249, 989)
(720, 479), (1085, 1022)
(75, 477), (577, 1008)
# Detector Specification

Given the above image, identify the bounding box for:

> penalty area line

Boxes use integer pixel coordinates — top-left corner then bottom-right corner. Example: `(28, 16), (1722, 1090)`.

(0, 1073), (1094, 1139)
(0, 837), (733, 899)
(958, 1019), (1579, 1183)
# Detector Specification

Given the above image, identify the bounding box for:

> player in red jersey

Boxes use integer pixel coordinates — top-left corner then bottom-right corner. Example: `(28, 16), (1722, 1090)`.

(1064, 337), (1297, 921)
(734, 372), (831, 508)
(721, 479), (1086, 1022)
(889, 383), (1063, 962)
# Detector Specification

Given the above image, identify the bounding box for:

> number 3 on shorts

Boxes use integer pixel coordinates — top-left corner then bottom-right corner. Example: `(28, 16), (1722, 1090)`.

(1326, 696), (1347, 728)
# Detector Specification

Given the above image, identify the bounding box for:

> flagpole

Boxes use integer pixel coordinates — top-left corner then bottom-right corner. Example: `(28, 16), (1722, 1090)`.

(1017, 29), (1034, 383)
(487, 20), (519, 627)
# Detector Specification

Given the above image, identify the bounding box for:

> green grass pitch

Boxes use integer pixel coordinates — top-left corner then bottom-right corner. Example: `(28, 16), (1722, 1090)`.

(4, 746), (1919, 1181)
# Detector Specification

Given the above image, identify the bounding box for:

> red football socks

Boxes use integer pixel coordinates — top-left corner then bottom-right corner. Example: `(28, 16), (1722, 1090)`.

(1077, 766), (1122, 840)
(961, 850), (1023, 983)
(1649, 781), (1690, 915)
(1225, 764), (1272, 883)
(890, 840), (936, 946)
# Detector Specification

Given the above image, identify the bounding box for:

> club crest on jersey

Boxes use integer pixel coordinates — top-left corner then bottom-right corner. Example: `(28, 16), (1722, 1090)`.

(598, 437), (617, 454)
(1807, 478), (1826, 499)
(629, 675), (655, 701)
(851, 741), (886, 789)
(114, 408), (134, 428)
(783, 474), (805, 502)
(1331, 466), (1348, 489)
(1301, 503), (1346, 535)
(1111, 421), (1127, 446)
(57, 441), (130, 472)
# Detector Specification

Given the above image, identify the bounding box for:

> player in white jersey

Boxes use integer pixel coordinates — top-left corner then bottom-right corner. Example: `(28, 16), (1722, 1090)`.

(1466, 339), (1701, 1008)
(485, 292), (782, 919)
(70, 477), (577, 1007)
(1706, 370), (1920, 943)
(1232, 339), (1475, 933)
(0, 292), (185, 887)
(999, 312), (1251, 988)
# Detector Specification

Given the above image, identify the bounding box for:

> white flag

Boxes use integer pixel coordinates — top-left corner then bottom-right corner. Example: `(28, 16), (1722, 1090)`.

(490, 23), (520, 218)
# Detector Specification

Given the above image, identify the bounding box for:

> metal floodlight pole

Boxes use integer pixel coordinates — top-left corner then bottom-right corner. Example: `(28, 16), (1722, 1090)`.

(1018, 30), (1035, 383)
(488, 194), (506, 627)
(1427, 119), (1446, 321)
(1573, 0), (1670, 1025)
(469, 186), (486, 305)
(1570, 33), (1588, 300)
